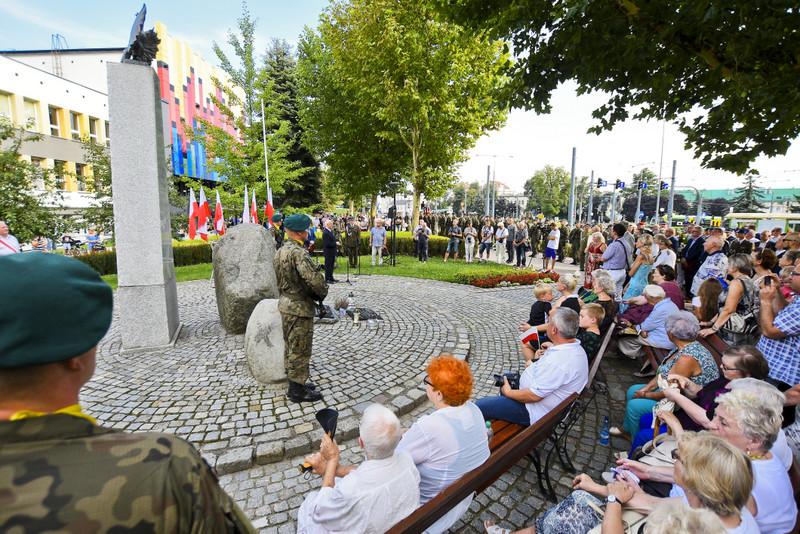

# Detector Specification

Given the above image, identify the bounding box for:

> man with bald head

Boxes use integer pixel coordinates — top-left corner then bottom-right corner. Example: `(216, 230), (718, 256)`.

(691, 235), (729, 296)
(0, 221), (20, 255)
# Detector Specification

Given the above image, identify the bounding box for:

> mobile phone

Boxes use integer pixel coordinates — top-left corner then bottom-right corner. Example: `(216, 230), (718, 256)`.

(610, 468), (641, 484)
(764, 277), (772, 286)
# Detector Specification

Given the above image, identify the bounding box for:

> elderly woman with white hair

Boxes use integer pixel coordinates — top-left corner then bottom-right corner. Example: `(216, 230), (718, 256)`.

(617, 285), (680, 363)
(610, 310), (719, 440)
(580, 268), (618, 332)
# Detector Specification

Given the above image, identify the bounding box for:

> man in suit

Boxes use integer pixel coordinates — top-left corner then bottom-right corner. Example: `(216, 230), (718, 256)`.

(681, 225), (705, 297)
(729, 228), (753, 256)
(322, 219), (340, 283)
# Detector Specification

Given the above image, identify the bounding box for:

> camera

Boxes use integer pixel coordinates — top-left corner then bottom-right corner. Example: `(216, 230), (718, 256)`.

(493, 372), (520, 390)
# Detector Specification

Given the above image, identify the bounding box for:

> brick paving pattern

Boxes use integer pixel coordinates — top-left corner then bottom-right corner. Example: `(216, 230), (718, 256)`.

(86, 260), (641, 533)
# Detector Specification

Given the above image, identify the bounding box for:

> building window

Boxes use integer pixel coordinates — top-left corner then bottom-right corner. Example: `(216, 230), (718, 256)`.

(0, 93), (11, 123)
(105, 120), (110, 147)
(30, 157), (45, 189)
(70, 112), (80, 140)
(49, 107), (60, 136)
(89, 118), (98, 143)
(24, 99), (38, 131)
(75, 164), (87, 191)
(54, 160), (67, 190)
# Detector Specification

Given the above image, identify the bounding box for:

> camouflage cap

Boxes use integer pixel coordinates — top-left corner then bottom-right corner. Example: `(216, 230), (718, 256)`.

(0, 253), (113, 368)
(271, 213), (282, 223)
(284, 214), (312, 231)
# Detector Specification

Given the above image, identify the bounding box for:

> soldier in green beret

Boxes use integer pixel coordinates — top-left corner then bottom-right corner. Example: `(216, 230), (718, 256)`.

(269, 213), (284, 248)
(344, 216), (361, 268)
(274, 214), (329, 403)
(0, 253), (255, 533)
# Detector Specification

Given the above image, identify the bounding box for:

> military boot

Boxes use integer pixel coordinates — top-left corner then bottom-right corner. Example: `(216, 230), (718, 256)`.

(288, 381), (323, 403)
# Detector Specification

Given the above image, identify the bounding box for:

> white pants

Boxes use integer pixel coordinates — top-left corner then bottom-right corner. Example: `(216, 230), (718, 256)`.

(608, 268), (627, 300)
(371, 245), (383, 266)
(618, 334), (671, 359)
(496, 241), (507, 263)
(465, 239), (475, 262)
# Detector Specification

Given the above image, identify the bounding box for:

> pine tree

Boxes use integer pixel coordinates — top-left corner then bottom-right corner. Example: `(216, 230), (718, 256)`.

(263, 39), (322, 209)
(731, 175), (767, 213)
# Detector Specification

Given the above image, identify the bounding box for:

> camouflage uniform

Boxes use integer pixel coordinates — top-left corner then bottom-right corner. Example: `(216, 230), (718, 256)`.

(344, 223), (361, 268)
(274, 239), (329, 384)
(569, 226), (582, 264)
(269, 224), (284, 248)
(558, 224), (569, 262)
(0, 414), (255, 533)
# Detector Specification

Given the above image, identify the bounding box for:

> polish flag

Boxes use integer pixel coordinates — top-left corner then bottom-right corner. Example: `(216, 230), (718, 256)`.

(264, 187), (274, 228)
(188, 188), (198, 240)
(242, 185), (250, 224)
(197, 188), (211, 241)
(251, 190), (259, 225)
(519, 328), (540, 349)
(214, 190), (226, 236)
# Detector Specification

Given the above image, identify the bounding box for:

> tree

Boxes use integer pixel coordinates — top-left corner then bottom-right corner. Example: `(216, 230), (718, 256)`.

(0, 123), (67, 242)
(705, 197), (732, 218)
(297, 27), (409, 222)
(432, 1), (800, 175)
(79, 136), (113, 233)
(264, 39), (322, 209)
(731, 174), (767, 213)
(524, 165), (570, 217)
(319, 0), (509, 228)
(619, 168), (658, 201)
(621, 194), (690, 222)
(190, 3), (303, 210)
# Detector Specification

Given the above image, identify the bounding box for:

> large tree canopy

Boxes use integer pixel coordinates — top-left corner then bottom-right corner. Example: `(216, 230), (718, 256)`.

(524, 165), (570, 217)
(433, 0), (800, 175)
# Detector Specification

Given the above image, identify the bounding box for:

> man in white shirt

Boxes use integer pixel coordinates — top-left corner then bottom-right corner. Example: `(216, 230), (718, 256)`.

(0, 221), (21, 256)
(495, 222), (508, 264)
(298, 404), (420, 534)
(545, 222), (559, 270)
(475, 308), (588, 426)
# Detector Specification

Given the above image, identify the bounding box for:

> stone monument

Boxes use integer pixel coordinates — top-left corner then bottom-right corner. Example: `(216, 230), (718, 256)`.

(107, 7), (180, 350)
(243, 299), (285, 384)
(213, 223), (279, 334)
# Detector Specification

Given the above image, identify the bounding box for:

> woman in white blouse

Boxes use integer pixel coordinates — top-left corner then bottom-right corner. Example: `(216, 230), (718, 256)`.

(397, 354), (490, 534)
(653, 234), (677, 269)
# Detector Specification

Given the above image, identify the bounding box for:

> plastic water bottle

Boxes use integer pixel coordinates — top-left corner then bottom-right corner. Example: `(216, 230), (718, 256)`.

(486, 421), (494, 443)
(599, 416), (610, 445)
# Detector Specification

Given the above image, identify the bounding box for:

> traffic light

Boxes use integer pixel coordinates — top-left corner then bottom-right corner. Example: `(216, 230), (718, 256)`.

(615, 180), (625, 189)
(596, 178), (603, 188)
(639, 181), (647, 189)
(660, 181), (669, 190)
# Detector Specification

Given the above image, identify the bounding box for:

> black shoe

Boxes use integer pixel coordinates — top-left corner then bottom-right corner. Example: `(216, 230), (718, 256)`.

(327, 279), (338, 284)
(288, 381), (323, 402)
(305, 380), (317, 390)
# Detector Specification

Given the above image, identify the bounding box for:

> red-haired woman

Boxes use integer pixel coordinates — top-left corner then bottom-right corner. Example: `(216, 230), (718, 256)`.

(397, 354), (490, 534)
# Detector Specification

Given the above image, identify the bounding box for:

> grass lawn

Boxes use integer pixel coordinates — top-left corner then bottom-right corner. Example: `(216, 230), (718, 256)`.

(100, 255), (521, 289)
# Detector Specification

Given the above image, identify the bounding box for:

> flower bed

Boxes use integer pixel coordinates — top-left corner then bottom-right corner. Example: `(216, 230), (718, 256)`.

(453, 269), (561, 289)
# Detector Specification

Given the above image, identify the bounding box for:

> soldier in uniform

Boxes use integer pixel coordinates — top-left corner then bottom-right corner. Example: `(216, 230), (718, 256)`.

(269, 213), (284, 248)
(569, 224), (582, 265)
(344, 216), (361, 268)
(0, 253), (255, 533)
(557, 222), (569, 263)
(274, 214), (329, 403)
(529, 223), (541, 259)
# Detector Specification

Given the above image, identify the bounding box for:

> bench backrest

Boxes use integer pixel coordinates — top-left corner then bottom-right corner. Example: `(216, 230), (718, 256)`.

(386, 393), (579, 534)
(586, 325), (615, 391)
(696, 333), (728, 366)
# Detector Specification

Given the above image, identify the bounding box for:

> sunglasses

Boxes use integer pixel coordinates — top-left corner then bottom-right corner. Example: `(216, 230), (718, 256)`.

(423, 375), (435, 389)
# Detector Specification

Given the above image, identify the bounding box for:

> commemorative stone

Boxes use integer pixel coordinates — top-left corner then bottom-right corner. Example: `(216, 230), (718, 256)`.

(243, 299), (285, 384)
(213, 224), (278, 334)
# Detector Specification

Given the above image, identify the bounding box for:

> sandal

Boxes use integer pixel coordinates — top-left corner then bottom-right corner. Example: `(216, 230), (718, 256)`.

(484, 520), (512, 534)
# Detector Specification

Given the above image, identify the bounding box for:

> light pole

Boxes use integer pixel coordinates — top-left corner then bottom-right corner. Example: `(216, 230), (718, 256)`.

(476, 154), (514, 219)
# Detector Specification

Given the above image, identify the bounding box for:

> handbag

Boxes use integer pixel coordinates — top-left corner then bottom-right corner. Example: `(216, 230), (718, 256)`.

(638, 432), (678, 468)
(586, 501), (648, 534)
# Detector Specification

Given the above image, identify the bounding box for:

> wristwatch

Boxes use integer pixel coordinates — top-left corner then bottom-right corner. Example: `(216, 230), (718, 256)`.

(606, 494), (620, 505)
(711, 324), (719, 332)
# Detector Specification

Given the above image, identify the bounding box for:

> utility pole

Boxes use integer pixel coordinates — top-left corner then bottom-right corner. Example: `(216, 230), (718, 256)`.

(667, 160), (676, 227)
(635, 181), (644, 224)
(567, 147), (577, 226)
(491, 165), (497, 218)
(485, 165), (491, 217)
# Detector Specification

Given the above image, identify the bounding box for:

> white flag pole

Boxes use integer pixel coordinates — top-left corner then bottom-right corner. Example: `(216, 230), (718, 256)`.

(261, 100), (271, 195)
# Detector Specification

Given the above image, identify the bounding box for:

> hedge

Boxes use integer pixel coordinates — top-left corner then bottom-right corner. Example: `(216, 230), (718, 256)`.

(74, 241), (213, 275)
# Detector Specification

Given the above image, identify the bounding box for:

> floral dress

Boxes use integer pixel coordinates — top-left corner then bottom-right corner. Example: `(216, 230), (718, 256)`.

(658, 341), (719, 388)
(584, 242), (605, 289)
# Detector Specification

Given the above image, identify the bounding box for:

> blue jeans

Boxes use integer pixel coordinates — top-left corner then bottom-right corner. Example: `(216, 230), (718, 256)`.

(475, 394), (531, 426)
(623, 384), (657, 436)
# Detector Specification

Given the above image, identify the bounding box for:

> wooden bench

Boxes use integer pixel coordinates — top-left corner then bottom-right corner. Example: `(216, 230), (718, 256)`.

(695, 333), (728, 366)
(386, 393), (578, 534)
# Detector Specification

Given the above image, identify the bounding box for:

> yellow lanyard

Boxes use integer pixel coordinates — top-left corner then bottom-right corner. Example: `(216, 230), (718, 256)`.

(10, 403), (96, 424)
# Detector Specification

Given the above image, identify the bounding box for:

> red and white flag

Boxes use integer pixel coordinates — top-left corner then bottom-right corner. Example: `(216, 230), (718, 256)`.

(242, 185), (250, 224)
(251, 189), (259, 225)
(197, 188), (211, 241)
(188, 188), (198, 240)
(214, 190), (226, 236)
(519, 328), (540, 349)
(264, 187), (274, 228)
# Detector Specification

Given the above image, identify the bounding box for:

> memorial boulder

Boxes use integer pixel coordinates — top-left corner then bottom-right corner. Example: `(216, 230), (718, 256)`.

(243, 299), (285, 384)
(213, 224), (278, 334)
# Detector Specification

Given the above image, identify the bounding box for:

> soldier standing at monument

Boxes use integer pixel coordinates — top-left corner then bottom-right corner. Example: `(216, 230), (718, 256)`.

(269, 213), (284, 248)
(0, 253), (256, 533)
(344, 216), (361, 268)
(274, 214), (328, 403)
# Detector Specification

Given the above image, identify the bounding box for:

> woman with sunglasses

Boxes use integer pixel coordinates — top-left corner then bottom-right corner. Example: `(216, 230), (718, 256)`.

(625, 346), (769, 453)
(483, 432), (757, 534)
(397, 354), (489, 534)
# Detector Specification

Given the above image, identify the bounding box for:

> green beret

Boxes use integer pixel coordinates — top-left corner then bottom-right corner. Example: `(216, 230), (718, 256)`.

(284, 214), (312, 231)
(271, 213), (282, 223)
(0, 253), (113, 368)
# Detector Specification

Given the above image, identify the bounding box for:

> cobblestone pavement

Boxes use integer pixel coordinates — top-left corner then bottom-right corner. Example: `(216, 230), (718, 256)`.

(86, 258), (640, 533)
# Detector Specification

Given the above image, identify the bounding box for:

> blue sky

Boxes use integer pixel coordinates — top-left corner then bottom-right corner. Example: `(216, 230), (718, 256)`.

(1, 0), (797, 196)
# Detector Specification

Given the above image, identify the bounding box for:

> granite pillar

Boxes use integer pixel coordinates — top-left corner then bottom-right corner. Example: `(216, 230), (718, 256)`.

(108, 62), (180, 350)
